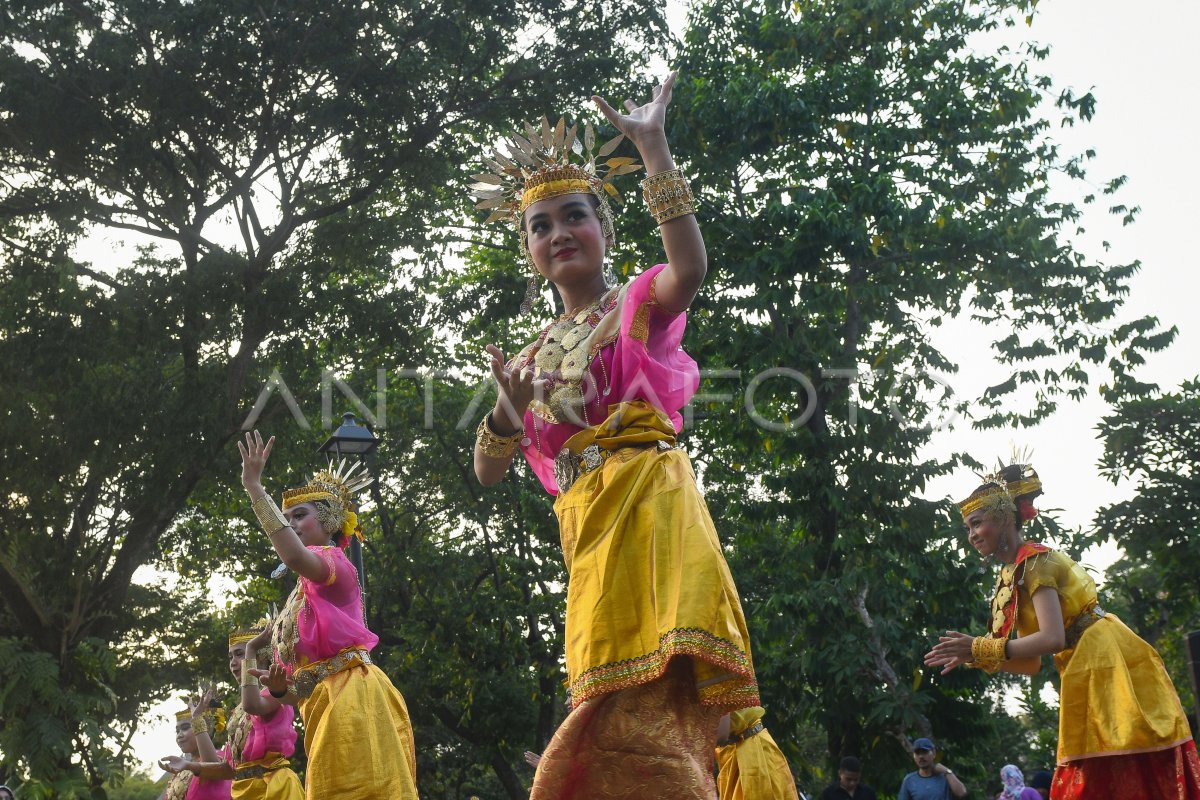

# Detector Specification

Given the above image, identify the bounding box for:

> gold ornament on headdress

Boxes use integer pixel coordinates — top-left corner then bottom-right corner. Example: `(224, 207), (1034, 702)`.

(470, 116), (643, 272)
(281, 459), (372, 543)
(997, 447), (1042, 500)
(228, 618), (270, 648)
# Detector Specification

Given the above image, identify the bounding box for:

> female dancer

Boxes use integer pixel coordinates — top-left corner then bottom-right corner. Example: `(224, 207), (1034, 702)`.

(924, 462), (1200, 799)
(470, 72), (758, 796)
(715, 707), (799, 800)
(238, 433), (418, 798)
(159, 700), (232, 800)
(186, 624), (305, 799)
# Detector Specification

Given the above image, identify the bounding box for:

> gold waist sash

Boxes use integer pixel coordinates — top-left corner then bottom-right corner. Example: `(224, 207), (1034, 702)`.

(293, 647), (372, 699)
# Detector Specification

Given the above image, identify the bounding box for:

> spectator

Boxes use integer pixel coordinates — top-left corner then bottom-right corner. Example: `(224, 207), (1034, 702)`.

(1028, 770), (1052, 799)
(897, 738), (967, 800)
(0, 784), (13, 800)
(819, 756), (877, 800)
(999, 764), (1040, 800)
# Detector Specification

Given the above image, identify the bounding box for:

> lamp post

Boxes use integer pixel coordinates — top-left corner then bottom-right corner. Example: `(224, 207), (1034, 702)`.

(318, 412), (381, 588)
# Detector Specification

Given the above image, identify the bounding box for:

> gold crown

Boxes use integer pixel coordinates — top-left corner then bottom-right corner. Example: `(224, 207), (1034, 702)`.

(228, 618), (270, 648)
(281, 459), (372, 543)
(471, 116), (641, 225)
(957, 480), (1012, 519)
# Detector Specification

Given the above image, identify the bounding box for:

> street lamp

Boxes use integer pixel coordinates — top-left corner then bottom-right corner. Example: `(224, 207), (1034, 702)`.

(318, 412), (380, 587)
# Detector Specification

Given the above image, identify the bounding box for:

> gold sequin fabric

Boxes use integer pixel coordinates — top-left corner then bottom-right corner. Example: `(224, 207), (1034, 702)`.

(511, 286), (622, 425)
(226, 704), (251, 765)
(164, 770), (194, 800)
(271, 584), (303, 672)
(531, 658), (723, 799)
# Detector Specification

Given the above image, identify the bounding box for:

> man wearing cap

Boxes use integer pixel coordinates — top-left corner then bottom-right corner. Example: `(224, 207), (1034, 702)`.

(819, 756), (877, 800)
(896, 738), (967, 800)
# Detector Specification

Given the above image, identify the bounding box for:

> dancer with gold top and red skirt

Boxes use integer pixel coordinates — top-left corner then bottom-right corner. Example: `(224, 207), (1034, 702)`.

(924, 461), (1200, 799)
(159, 701), (232, 800)
(238, 433), (418, 798)
(470, 71), (758, 797)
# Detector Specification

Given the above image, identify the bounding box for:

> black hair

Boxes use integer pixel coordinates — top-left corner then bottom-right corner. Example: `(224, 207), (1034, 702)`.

(839, 756), (863, 773)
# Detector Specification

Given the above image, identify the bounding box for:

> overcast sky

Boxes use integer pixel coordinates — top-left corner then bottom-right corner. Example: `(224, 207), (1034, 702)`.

(124, 0), (1199, 776)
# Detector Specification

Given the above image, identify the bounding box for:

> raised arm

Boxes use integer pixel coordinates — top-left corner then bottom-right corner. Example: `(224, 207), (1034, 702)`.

(240, 625), (285, 717)
(239, 431), (331, 582)
(594, 71), (706, 313)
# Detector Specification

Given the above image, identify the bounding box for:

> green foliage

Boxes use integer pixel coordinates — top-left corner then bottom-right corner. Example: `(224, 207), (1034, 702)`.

(1094, 378), (1200, 711)
(0, 0), (664, 794)
(626, 0), (1171, 790)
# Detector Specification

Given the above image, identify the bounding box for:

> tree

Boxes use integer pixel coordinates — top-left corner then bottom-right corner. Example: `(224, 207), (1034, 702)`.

(1094, 378), (1200, 712)
(0, 0), (665, 793)
(643, 0), (1174, 788)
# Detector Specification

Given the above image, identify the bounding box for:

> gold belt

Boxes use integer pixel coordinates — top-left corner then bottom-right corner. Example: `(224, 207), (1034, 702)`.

(725, 721), (764, 745)
(234, 762), (282, 781)
(553, 440), (671, 494)
(1065, 606), (1105, 649)
(292, 647), (372, 699)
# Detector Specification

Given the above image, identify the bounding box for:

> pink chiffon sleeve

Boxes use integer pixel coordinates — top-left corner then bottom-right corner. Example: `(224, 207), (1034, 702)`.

(185, 775), (231, 799)
(609, 263), (700, 431)
(295, 546), (379, 665)
(240, 692), (297, 762)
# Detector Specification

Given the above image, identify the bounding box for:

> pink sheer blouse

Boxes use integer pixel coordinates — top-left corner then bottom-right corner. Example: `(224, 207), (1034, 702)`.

(274, 546), (378, 675)
(185, 776), (231, 800)
(514, 264), (699, 494)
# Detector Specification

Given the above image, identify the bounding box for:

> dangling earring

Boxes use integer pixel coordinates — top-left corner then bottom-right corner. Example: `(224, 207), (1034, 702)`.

(519, 233), (541, 315)
(520, 274), (541, 315)
(603, 261), (617, 289)
(998, 532), (1010, 555)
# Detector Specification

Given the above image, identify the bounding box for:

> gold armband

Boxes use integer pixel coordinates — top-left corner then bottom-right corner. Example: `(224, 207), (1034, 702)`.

(969, 635), (1006, 674)
(476, 415), (523, 459)
(641, 168), (696, 225)
(191, 716), (209, 736)
(251, 495), (288, 536)
(241, 658), (259, 688)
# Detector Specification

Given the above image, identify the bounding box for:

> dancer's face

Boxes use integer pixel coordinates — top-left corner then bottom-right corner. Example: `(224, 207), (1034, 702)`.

(228, 643), (247, 682)
(284, 502), (332, 547)
(964, 509), (1013, 559)
(523, 194), (606, 286)
(175, 719), (197, 754)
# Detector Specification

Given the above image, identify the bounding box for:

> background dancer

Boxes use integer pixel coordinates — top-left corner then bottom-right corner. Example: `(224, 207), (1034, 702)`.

(470, 71), (758, 797)
(238, 432), (418, 799)
(188, 624), (305, 799)
(924, 461), (1200, 799)
(159, 700), (232, 800)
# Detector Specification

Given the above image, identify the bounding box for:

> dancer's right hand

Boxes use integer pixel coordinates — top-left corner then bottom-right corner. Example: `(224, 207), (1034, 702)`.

(237, 430), (274, 493)
(160, 755), (189, 774)
(486, 344), (546, 432)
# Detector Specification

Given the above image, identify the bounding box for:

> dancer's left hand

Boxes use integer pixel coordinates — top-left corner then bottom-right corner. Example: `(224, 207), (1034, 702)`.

(160, 755), (189, 774)
(593, 71), (676, 149)
(923, 631), (974, 674)
(251, 662), (291, 698)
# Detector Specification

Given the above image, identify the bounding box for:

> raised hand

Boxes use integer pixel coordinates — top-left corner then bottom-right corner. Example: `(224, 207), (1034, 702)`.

(237, 430), (275, 493)
(486, 344), (546, 433)
(251, 662), (291, 698)
(592, 71), (677, 150)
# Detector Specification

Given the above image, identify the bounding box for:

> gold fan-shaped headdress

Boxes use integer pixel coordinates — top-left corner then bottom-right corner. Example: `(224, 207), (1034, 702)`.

(281, 459), (372, 544)
(470, 116), (642, 268)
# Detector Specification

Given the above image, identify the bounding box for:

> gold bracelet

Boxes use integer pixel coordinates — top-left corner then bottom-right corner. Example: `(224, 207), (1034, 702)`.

(476, 414), (523, 459)
(251, 495), (288, 536)
(969, 635), (1005, 674)
(241, 658), (259, 687)
(641, 168), (696, 225)
(191, 716), (208, 736)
